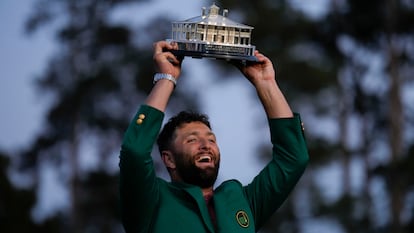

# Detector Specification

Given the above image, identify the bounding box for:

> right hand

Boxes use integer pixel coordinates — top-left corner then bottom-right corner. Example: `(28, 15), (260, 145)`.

(153, 41), (184, 80)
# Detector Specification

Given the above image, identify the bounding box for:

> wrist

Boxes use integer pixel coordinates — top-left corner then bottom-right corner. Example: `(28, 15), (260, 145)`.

(153, 73), (177, 86)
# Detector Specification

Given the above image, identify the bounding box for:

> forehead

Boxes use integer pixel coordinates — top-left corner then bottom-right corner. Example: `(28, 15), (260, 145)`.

(175, 122), (213, 136)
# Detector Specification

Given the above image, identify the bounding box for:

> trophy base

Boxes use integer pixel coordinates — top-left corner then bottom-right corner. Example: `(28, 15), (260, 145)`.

(168, 40), (258, 62)
(172, 50), (258, 62)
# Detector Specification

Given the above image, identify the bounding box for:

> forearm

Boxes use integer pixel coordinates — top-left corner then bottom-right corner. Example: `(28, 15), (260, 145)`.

(147, 41), (182, 112)
(145, 79), (175, 113)
(237, 50), (293, 118)
(255, 79), (293, 119)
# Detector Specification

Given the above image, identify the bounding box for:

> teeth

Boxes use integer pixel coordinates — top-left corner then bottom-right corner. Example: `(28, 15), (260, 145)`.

(197, 155), (212, 163)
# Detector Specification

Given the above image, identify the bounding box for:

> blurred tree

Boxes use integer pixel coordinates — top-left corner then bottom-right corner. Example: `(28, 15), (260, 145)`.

(4, 0), (413, 232)
(15, 0), (199, 232)
(331, 1), (414, 232)
(214, 0), (343, 232)
(0, 152), (61, 233)
(215, 0), (414, 232)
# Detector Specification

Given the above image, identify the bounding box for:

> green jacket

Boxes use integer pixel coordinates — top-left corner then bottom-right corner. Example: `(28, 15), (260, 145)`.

(119, 105), (309, 233)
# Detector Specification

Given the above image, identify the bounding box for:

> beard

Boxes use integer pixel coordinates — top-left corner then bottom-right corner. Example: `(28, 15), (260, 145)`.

(173, 152), (220, 188)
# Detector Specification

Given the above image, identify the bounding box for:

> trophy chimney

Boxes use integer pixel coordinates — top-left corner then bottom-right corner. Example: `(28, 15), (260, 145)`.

(202, 7), (207, 17)
(223, 9), (228, 17)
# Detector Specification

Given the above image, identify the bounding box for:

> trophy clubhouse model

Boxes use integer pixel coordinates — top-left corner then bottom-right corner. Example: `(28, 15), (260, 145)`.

(168, 3), (258, 62)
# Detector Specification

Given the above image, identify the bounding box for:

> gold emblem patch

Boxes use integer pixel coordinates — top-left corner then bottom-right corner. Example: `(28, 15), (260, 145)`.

(236, 210), (249, 228)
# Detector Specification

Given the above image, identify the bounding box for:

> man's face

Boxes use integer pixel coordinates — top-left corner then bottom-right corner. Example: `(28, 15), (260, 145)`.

(170, 121), (220, 188)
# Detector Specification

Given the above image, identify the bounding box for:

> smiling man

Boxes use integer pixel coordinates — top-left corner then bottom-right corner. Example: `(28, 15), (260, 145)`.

(157, 112), (220, 193)
(119, 41), (309, 233)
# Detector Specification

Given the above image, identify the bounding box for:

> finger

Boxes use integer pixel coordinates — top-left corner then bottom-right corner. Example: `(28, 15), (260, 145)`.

(169, 41), (179, 50)
(153, 43), (163, 57)
(166, 53), (179, 65)
(167, 52), (185, 66)
(153, 41), (172, 55)
(254, 52), (267, 64)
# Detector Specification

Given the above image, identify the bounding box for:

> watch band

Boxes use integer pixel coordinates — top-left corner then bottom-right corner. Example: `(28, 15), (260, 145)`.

(153, 73), (177, 86)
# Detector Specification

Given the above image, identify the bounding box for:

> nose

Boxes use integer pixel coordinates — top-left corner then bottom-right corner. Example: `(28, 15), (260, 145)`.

(199, 138), (211, 150)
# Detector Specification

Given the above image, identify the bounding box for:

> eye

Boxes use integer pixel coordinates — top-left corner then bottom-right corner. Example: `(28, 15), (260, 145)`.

(186, 137), (197, 143)
(208, 138), (216, 143)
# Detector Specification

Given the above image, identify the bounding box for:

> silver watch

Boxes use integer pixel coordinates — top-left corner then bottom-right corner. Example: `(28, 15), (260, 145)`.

(153, 73), (177, 85)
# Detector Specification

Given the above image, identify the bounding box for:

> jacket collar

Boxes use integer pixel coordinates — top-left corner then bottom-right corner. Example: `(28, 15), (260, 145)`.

(171, 182), (216, 233)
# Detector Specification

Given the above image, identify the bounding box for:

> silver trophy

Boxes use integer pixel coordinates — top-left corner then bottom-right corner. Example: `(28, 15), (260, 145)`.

(167, 3), (257, 62)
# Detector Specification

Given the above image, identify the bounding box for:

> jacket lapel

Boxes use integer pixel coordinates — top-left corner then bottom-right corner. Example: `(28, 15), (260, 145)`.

(179, 184), (215, 233)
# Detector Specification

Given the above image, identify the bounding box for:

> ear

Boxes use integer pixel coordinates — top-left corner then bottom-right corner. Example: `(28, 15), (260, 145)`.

(161, 151), (176, 169)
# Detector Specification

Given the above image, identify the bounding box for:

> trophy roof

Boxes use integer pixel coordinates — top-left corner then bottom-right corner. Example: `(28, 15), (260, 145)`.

(172, 4), (254, 29)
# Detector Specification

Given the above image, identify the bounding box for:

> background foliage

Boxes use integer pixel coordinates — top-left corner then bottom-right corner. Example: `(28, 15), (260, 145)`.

(1, 0), (413, 232)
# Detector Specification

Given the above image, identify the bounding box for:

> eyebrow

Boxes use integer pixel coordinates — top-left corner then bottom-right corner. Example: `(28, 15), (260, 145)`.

(184, 131), (215, 138)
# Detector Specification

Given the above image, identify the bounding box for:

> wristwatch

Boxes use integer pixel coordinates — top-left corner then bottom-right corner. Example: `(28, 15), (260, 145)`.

(153, 73), (177, 86)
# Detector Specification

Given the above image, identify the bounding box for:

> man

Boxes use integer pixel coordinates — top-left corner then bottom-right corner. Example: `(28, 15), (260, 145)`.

(119, 41), (309, 233)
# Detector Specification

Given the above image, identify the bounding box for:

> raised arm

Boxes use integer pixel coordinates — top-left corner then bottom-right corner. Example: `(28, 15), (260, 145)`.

(235, 50), (293, 119)
(236, 51), (309, 230)
(146, 41), (183, 112)
(119, 41), (183, 232)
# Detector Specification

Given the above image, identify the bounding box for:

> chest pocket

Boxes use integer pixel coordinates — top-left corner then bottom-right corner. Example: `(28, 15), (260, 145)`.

(213, 181), (255, 233)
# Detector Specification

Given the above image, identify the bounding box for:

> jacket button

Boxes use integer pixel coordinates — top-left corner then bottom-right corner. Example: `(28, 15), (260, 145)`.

(136, 114), (146, 125)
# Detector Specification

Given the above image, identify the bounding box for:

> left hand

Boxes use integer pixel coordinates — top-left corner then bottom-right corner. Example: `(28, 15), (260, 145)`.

(233, 50), (276, 86)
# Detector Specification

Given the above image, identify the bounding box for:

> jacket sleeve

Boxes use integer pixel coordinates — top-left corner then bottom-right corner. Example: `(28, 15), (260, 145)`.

(243, 113), (309, 230)
(119, 105), (164, 232)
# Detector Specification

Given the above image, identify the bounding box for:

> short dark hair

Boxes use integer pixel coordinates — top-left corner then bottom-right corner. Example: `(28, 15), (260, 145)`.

(157, 111), (211, 154)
